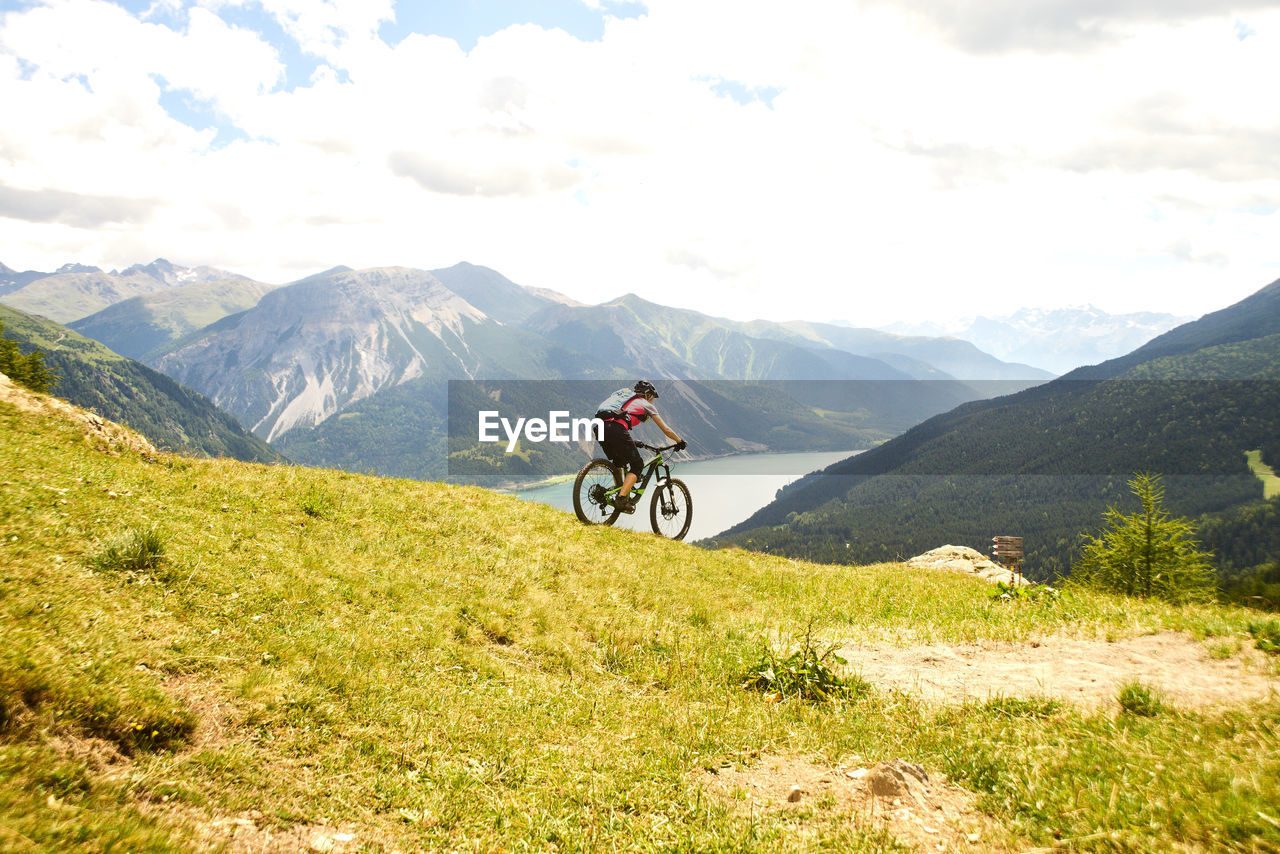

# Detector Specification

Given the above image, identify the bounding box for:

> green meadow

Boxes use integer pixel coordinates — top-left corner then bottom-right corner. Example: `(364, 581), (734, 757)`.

(1247, 450), (1280, 500)
(2, 393), (1278, 852)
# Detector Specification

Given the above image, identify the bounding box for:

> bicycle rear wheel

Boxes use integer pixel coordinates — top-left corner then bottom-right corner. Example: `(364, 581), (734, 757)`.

(573, 458), (622, 526)
(650, 477), (692, 540)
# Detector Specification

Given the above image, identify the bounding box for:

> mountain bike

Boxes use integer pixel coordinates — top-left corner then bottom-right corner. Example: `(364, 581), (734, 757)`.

(572, 441), (693, 540)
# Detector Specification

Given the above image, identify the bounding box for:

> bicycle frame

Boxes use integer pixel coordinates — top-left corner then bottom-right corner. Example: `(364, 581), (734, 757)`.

(603, 444), (674, 504)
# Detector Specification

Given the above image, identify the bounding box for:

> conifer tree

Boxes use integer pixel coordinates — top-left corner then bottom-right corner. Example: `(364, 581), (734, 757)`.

(1074, 472), (1215, 603)
(0, 320), (58, 393)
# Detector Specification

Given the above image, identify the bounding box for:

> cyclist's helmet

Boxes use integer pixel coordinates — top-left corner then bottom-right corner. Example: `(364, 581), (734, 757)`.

(634, 379), (658, 399)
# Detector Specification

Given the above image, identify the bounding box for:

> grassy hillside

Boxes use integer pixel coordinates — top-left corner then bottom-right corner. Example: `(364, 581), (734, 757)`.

(0, 304), (281, 464)
(2, 393), (1279, 852)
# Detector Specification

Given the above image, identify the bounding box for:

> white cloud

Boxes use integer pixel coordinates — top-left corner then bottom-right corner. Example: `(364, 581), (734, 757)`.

(868, 0), (1280, 53)
(0, 0), (1277, 325)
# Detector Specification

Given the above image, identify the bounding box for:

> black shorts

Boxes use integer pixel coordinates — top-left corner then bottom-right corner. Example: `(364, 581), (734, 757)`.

(599, 420), (643, 477)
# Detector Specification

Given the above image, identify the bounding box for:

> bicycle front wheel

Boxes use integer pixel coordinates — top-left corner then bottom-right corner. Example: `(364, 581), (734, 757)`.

(573, 458), (622, 526)
(650, 477), (693, 540)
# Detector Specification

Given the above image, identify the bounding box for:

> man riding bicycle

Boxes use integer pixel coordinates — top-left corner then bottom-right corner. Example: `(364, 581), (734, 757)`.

(596, 380), (685, 513)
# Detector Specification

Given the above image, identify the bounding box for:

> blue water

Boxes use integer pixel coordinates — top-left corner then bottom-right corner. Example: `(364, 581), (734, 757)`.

(512, 449), (859, 541)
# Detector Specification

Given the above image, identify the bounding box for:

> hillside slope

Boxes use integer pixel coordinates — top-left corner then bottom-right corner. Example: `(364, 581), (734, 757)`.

(712, 278), (1280, 577)
(2, 386), (1278, 852)
(0, 304), (281, 463)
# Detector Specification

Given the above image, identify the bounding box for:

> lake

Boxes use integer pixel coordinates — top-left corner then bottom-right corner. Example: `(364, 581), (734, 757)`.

(512, 449), (860, 541)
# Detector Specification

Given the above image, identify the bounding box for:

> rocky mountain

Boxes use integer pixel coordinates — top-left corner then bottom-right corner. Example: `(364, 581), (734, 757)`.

(712, 277), (1280, 579)
(431, 261), (581, 324)
(0, 258), (254, 323)
(0, 304), (281, 463)
(153, 266), (595, 443)
(0, 261), (62, 296)
(881, 306), (1190, 375)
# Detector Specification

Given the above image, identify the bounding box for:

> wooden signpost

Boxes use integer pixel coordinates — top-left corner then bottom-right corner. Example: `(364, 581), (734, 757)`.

(992, 536), (1024, 582)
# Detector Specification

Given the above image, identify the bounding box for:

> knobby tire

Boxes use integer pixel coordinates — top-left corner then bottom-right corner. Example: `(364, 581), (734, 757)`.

(573, 458), (622, 526)
(650, 477), (692, 541)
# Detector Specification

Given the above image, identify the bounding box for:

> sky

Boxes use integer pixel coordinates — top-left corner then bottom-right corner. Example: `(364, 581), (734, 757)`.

(1, 0), (1278, 328)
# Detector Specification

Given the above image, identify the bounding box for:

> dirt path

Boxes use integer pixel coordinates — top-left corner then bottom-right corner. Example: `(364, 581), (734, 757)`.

(836, 631), (1279, 711)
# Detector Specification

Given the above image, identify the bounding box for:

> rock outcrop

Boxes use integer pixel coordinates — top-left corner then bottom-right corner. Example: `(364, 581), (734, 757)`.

(905, 544), (1026, 585)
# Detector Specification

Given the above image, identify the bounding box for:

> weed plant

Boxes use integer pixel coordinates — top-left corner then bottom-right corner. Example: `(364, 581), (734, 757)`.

(740, 623), (869, 702)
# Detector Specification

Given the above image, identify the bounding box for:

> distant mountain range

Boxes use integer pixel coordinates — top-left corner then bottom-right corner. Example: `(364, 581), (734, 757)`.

(0, 259), (254, 324)
(713, 277), (1280, 579)
(143, 263), (1053, 478)
(880, 306), (1191, 375)
(0, 257), (1100, 482)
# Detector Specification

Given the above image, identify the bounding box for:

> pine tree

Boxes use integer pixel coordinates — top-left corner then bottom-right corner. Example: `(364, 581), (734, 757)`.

(1074, 472), (1215, 603)
(0, 320), (58, 394)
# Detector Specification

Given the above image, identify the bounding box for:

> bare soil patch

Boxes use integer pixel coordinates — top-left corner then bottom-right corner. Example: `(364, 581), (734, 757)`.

(185, 813), (366, 853)
(700, 753), (1002, 853)
(837, 631), (1279, 711)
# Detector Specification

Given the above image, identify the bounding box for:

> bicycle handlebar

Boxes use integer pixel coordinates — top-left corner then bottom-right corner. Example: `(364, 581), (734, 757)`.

(636, 441), (683, 453)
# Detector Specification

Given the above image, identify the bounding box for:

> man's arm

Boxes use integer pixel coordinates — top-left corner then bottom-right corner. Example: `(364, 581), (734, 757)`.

(649, 412), (681, 444)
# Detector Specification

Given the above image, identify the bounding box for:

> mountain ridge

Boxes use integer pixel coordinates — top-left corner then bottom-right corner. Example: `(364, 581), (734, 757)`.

(0, 258), (253, 323)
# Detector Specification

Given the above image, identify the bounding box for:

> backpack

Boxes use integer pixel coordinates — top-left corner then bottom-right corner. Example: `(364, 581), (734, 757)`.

(595, 387), (648, 425)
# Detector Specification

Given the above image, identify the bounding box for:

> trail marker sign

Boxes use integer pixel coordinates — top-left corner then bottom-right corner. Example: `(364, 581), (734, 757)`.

(992, 536), (1024, 581)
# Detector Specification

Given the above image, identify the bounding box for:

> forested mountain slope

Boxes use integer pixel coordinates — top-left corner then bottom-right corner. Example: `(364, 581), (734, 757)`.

(710, 278), (1280, 580)
(0, 304), (281, 463)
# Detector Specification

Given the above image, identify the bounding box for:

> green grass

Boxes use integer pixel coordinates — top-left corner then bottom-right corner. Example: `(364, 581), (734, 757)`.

(2, 397), (1279, 851)
(1246, 449), (1280, 499)
(1117, 681), (1168, 717)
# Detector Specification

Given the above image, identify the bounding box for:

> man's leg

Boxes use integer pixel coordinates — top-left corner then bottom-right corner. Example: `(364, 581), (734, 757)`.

(617, 440), (643, 510)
